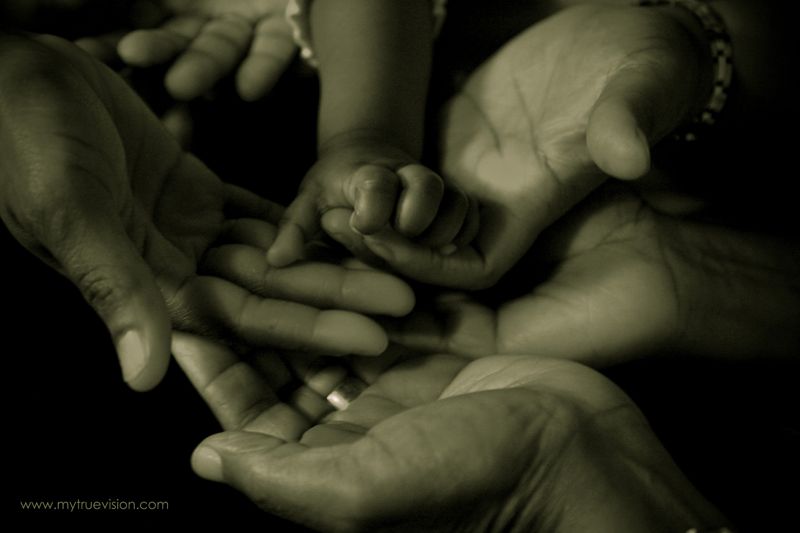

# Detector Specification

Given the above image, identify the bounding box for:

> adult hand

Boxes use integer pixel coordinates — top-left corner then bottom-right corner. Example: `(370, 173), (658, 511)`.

(266, 135), (477, 269)
(76, 0), (295, 101)
(173, 333), (727, 532)
(386, 182), (800, 366)
(0, 33), (414, 391)
(339, 4), (712, 289)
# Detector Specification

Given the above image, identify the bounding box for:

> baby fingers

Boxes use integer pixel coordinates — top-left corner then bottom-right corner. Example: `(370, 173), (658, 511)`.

(117, 15), (206, 67)
(394, 164), (444, 237)
(236, 16), (297, 101)
(416, 187), (474, 250)
(347, 165), (401, 235)
(164, 14), (253, 100)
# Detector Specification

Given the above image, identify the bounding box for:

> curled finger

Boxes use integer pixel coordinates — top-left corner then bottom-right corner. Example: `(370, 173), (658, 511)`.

(394, 164), (444, 237)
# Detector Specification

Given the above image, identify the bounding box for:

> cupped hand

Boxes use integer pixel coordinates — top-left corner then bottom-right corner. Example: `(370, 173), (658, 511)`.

(78, 0), (296, 101)
(349, 4), (711, 289)
(386, 183), (686, 366)
(0, 33), (413, 391)
(386, 167), (800, 367)
(173, 333), (725, 532)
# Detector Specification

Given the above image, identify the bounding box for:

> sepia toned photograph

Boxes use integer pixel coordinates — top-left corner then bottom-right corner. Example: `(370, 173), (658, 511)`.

(3, 0), (798, 530)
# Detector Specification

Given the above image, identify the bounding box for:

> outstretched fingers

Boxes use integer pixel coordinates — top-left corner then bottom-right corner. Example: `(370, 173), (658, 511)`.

(167, 275), (390, 356)
(117, 15), (205, 67)
(203, 243), (415, 316)
(164, 14), (253, 100)
(236, 15), (297, 101)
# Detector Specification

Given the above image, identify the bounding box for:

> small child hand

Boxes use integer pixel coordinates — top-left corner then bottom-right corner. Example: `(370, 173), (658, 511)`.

(114, 0), (295, 101)
(267, 139), (477, 268)
(338, 4), (717, 290)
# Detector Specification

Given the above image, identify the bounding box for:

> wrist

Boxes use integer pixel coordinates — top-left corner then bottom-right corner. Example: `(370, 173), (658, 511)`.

(548, 406), (730, 533)
(317, 128), (417, 160)
(664, 218), (800, 360)
(651, 3), (713, 123)
(641, 0), (733, 142)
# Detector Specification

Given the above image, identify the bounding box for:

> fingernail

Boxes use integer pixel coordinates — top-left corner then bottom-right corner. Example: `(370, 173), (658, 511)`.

(315, 310), (388, 355)
(364, 238), (394, 262)
(348, 213), (365, 236)
(191, 445), (223, 482)
(116, 330), (148, 384)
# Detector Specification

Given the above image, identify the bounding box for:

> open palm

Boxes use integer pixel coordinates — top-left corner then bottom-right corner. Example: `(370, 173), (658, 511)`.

(363, 4), (709, 289)
(388, 183), (686, 366)
(0, 34), (413, 389)
(174, 333), (721, 532)
(81, 0), (295, 101)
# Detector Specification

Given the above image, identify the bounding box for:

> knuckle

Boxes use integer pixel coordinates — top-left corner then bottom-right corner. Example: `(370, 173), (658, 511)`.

(359, 179), (396, 199)
(354, 164), (396, 185)
(76, 265), (136, 315)
(19, 192), (77, 248)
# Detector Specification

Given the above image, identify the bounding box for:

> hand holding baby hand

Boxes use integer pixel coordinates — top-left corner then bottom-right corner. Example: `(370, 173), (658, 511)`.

(267, 137), (478, 268)
(345, 4), (714, 290)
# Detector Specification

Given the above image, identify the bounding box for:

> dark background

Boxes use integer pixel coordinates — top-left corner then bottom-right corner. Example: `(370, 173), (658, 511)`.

(5, 1), (799, 529)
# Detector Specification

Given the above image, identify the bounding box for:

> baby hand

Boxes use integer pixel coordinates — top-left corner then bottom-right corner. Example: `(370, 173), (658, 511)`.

(337, 4), (717, 290)
(112, 0), (295, 101)
(267, 138), (477, 268)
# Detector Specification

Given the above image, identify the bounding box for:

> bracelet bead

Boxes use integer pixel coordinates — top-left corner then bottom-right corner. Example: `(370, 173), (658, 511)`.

(639, 0), (734, 141)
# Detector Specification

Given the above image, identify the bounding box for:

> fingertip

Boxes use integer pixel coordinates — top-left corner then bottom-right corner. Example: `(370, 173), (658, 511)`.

(362, 235), (397, 265)
(117, 31), (153, 65)
(588, 103), (651, 180)
(266, 247), (295, 268)
(354, 272), (416, 317)
(315, 310), (389, 356)
(348, 210), (367, 236)
(266, 223), (306, 267)
(386, 279), (416, 317)
(236, 62), (278, 102)
(115, 327), (170, 392)
(165, 62), (212, 101)
(236, 70), (267, 102)
(191, 443), (224, 482)
(346, 165), (401, 233)
(236, 82), (267, 103)
(394, 165), (445, 237)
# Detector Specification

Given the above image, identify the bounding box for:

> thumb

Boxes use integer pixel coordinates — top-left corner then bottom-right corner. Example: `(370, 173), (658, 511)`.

(44, 199), (172, 391)
(586, 57), (699, 181)
(192, 431), (285, 485)
(192, 431), (318, 523)
(586, 67), (661, 180)
(192, 431), (341, 527)
(266, 189), (320, 267)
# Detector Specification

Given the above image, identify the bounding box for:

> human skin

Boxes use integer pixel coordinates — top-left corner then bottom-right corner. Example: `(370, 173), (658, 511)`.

(325, 4), (714, 290)
(75, 0), (297, 101)
(267, 0), (478, 269)
(172, 332), (730, 533)
(0, 31), (415, 391)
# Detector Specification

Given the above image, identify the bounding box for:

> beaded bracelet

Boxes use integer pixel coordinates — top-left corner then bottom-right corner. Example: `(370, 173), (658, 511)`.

(639, 0), (734, 142)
